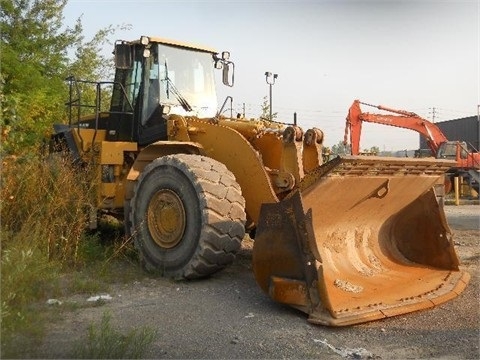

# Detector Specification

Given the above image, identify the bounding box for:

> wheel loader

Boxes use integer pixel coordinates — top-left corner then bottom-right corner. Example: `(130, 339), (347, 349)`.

(50, 36), (469, 326)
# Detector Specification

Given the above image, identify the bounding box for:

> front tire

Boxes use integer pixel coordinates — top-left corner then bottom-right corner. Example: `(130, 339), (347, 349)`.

(129, 154), (246, 279)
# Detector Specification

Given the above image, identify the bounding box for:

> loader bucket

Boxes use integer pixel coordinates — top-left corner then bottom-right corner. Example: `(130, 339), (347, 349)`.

(253, 156), (470, 326)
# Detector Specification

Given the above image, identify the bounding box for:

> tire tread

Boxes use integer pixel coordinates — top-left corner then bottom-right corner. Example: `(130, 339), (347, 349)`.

(129, 154), (246, 279)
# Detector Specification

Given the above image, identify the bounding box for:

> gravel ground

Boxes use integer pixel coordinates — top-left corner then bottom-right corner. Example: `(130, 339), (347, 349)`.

(33, 205), (479, 359)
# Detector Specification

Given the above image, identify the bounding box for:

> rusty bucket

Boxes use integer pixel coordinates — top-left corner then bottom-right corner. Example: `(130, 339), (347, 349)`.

(253, 156), (470, 326)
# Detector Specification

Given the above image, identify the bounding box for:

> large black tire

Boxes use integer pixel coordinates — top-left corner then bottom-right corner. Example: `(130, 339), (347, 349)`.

(128, 154), (246, 279)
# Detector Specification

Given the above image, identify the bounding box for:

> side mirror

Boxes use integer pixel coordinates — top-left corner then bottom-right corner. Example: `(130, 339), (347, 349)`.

(222, 61), (234, 87)
(114, 42), (133, 69)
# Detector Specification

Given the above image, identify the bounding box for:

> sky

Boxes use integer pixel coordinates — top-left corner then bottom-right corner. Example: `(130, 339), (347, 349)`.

(63, 0), (479, 151)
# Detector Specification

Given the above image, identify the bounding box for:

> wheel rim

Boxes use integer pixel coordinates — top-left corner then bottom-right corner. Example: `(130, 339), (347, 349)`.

(147, 189), (186, 249)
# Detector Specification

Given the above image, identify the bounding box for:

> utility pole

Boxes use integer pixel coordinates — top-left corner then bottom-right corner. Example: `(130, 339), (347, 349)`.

(265, 72), (278, 121)
(477, 104), (479, 151)
(430, 107), (437, 122)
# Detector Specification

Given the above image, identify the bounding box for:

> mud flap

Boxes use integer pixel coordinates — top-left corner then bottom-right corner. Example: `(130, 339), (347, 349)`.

(252, 156), (470, 326)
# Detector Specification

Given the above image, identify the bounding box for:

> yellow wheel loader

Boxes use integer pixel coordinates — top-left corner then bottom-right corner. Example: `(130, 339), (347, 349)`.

(50, 36), (469, 326)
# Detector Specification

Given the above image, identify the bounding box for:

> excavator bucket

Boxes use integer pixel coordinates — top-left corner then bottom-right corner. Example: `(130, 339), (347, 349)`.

(253, 156), (470, 326)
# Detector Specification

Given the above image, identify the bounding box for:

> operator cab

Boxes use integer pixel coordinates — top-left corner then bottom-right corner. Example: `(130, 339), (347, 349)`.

(111, 36), (233, 145)
(437, 141), (468, 160)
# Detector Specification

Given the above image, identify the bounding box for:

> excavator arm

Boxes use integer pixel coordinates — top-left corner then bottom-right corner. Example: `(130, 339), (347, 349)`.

(345, 100), (448, 155)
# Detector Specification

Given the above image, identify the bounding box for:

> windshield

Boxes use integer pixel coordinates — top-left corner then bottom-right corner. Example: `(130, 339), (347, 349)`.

(145, 43), (218, 118)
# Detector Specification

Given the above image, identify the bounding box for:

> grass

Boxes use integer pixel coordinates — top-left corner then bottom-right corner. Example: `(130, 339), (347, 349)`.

(71, 312), (157, 359)
(0, 153), (146, 358)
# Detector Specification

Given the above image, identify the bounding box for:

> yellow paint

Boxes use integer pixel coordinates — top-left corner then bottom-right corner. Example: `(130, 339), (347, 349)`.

(100, 141), (138, 164)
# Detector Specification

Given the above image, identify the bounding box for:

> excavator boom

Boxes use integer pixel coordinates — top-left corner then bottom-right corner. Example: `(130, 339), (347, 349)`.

(345, 100), (448, 155)
(344, 99), (480, 195)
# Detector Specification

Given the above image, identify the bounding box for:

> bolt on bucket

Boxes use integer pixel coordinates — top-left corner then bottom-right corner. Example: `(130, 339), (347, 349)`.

(253, 156), (470, 326)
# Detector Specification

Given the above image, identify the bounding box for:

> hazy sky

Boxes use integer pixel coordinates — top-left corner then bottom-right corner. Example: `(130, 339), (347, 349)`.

(63, 0), (479, 151)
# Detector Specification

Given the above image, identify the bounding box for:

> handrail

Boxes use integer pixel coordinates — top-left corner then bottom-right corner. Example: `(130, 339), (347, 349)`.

(65, 76), (84, 150)
(64, 76), (135, 150)
(217, 96), (233, 119)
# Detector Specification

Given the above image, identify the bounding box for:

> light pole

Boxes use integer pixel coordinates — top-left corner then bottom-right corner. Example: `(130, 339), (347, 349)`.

(265, 71), (278, 121)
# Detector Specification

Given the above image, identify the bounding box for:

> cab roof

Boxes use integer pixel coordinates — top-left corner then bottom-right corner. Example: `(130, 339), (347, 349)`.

(129, 36), (218, 54)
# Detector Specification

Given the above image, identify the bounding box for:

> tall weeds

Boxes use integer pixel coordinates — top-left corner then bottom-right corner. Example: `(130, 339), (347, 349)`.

(0, 153), (97, 350)
(1, 154), (95, 264)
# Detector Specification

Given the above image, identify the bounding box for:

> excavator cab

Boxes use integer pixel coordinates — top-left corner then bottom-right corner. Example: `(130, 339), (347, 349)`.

(437, 141), (469, 160)
(437, 141), (460, 159)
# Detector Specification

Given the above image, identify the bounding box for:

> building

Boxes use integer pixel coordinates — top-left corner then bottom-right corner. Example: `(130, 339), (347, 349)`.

(419, 115), (480, 151)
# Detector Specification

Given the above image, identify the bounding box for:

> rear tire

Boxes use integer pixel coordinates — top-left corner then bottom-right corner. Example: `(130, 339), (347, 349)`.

(129, 154), (246, 279)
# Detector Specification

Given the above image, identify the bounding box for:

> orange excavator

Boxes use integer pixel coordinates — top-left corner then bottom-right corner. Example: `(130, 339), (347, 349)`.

(344, 100), (480, 194)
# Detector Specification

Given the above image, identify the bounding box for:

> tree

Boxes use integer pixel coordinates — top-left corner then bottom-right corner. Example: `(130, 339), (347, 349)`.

(358, 146), (380, 155)
(0, 0), (125, 154)
(330, 141), (381, 156)
(259, 95), (278, 121)
(331, 140), (351, 155)
(1, 0), (76, 153)
(66, 22), (130, 117)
